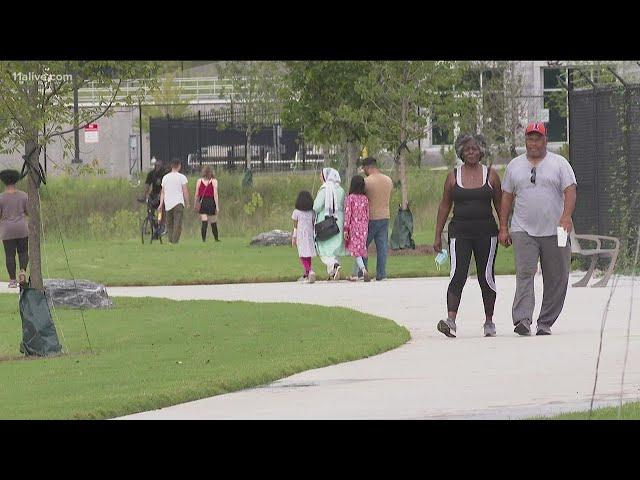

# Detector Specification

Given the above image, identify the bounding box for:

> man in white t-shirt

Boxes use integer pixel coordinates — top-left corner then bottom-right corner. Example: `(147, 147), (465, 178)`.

(158, 159), (190, 244)
(499, 122), (577, 336)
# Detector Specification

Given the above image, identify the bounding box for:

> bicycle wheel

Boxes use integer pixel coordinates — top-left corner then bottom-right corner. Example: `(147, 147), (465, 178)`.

(154, 219), (163, 244)
(141, 216), (153, 244)
(150, 217), (160, 244)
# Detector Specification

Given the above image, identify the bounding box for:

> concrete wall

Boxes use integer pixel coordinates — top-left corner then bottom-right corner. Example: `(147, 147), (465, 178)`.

(181, 61), (220, 77)
(0, 107), (151, 178)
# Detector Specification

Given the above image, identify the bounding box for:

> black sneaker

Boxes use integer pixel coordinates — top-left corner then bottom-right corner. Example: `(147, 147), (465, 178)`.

(536, 328), (551, 336)
(437, 319), (457, 338)
(514, 320), (532, 336)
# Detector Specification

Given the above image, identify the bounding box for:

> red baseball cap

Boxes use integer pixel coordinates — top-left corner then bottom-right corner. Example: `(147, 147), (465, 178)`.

(525, 122), (547, 136)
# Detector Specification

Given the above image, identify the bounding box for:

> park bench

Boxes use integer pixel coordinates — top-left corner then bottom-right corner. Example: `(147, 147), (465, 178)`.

(570, 230), (620, 288)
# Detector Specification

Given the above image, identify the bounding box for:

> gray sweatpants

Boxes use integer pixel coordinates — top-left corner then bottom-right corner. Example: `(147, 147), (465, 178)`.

(511, 231), (572, 329)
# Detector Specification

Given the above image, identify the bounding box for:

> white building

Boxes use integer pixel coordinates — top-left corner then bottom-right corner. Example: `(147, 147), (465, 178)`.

(419, 60), (640, 163)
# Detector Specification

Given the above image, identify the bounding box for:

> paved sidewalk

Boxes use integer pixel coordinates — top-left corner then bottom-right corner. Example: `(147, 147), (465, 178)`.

(109, 273), (640, 419)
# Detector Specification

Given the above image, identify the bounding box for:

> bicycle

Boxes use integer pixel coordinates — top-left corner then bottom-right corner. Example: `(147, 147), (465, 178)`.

(138, 197), (164, 244)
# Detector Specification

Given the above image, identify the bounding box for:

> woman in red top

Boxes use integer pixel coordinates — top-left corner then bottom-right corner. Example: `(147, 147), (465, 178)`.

(194, 166), (220, 242)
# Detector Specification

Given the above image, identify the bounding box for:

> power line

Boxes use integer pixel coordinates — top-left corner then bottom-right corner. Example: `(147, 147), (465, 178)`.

(618, 225), (640, 418)
(40, 151), (93, 353)
(38, 194), (69, 356)
(589, 273), (620, 418)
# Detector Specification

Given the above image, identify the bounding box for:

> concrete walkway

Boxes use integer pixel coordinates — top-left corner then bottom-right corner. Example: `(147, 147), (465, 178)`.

(108, 273), (640, 419)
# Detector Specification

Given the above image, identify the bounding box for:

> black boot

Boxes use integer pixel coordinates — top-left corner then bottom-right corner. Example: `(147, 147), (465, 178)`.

(211, 222), (220, 241)
(201, 221), (208, 242)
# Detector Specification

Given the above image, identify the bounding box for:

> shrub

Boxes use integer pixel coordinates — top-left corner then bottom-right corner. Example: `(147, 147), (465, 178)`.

(38, 168), (452, 241)
(405, 148), (422, 168)
(556, 143), (570, 159)
(440, 145), (457, 169)
(243, 192), (264, 216)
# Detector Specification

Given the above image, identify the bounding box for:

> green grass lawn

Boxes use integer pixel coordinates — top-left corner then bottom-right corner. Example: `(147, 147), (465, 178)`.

(34, 230), (517, 286)
(539, 402), (640, 420)
(0, 295), (409, 419)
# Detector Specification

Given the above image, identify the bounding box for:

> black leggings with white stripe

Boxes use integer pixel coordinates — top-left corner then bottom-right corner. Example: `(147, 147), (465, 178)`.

(448, 236), (497, 316)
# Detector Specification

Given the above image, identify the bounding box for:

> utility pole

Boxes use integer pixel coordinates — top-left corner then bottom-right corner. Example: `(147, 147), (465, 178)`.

(72, 74), (82, 164)
(139, 99), (143, 172)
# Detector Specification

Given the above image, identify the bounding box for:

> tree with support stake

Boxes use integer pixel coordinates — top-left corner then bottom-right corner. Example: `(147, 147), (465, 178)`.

(281, 61), (373, 183)
(0, 61), (159, 292)
(357, 61), (474, 249)
(217, 61), (285, 173)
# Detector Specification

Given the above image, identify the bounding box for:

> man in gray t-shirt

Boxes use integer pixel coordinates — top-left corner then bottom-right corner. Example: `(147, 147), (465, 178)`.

(499, 122), (577, 336)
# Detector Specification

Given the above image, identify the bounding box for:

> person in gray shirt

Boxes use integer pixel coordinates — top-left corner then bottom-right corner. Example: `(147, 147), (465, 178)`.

(0, 169), (29, 288)
(499, 122), (577, 336)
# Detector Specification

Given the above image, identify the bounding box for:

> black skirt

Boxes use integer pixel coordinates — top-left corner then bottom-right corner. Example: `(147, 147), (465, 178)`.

(199, 196), (216, 215)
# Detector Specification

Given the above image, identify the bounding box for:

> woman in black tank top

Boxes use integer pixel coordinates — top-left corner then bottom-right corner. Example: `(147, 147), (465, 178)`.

(433, 134), (504, 338)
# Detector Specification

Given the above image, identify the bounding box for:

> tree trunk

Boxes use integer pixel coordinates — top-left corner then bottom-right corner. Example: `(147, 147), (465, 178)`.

(25, 137), (44, 291)
(398, 149), (409, 210)
(399, 98), (409, 210)
(73, 75), (81, 163)
(246, 130), (252, 171)
(345, 138), (360, 184)
(392, 153), (400, 186)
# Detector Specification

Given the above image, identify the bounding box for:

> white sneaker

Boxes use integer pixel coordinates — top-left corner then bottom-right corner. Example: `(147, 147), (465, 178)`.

(332, 264), (341, 281)
(483, 322), (496, 337)
(308, 271), (316, 284)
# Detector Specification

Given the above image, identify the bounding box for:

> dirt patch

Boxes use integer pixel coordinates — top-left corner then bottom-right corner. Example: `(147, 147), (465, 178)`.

(0, 350), (91, 363)
(368, 244), (435, 256)
(0, 353), (50, 362)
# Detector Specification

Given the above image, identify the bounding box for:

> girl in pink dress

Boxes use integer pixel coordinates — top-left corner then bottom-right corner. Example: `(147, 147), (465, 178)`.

(343, 175), (370, 282)
(291, 190), (317, 283)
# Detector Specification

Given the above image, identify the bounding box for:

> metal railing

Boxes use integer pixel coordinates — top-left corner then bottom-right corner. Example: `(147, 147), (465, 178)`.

(187, 152), (326, 171)
(77, 77), (236, 106)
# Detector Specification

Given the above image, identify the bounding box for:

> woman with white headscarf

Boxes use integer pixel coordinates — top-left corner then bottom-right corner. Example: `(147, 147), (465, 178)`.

(313, 167), (348, 280)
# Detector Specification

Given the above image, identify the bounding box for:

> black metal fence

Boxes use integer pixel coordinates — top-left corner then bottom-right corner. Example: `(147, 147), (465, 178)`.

(569, 84), (640, 240)
(150, 110), (326, 173)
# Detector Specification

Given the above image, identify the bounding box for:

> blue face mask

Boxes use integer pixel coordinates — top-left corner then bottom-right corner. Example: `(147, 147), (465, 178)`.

(434, 249), (449, 271)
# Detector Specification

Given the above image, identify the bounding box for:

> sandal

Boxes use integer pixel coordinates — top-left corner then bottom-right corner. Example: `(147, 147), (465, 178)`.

(362, 268), (371, 282)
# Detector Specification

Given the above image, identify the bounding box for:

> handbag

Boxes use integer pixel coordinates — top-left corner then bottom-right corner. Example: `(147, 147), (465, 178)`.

(315, 215), (340, 241)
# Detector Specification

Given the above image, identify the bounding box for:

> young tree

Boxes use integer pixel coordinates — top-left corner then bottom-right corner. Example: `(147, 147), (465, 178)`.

(357, 61), (473, 209)
(217, 61), (284, 171)
(471, 61), (528, 161)
(134, 70), (194, 135)
(0, 61), (159, 290)
(281, 61), (372, 182)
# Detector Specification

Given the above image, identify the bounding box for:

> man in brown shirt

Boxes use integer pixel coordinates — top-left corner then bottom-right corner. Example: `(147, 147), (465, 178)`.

(349, 157), (393, 281)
